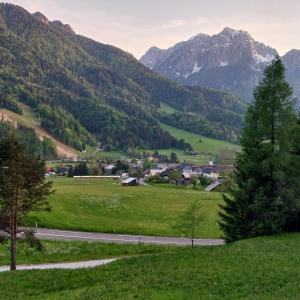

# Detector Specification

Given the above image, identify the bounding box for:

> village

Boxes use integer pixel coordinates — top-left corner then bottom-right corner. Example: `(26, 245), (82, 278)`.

(45, 151), (234, 192)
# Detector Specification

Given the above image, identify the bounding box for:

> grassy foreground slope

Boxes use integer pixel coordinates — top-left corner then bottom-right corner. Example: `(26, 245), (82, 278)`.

(27, 178), (222, 238)
(0, 240), (172, 266)
(1, 234), (299, 299)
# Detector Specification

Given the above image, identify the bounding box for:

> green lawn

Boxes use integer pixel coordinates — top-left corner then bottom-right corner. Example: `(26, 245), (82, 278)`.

(1, 233), (299, 299)
(0, 240), (173, 266)
(27, 178), (222, 238)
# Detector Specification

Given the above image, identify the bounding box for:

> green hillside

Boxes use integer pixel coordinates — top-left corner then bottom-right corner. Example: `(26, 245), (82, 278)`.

(0, 103), (78, 159)
(161, 123), (240, 153)
(0, 3), (246, 152)
(156, 123), (240, 163)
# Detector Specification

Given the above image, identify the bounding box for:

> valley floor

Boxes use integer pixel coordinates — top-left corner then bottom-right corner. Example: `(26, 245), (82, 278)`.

(27, 177), (222, 238)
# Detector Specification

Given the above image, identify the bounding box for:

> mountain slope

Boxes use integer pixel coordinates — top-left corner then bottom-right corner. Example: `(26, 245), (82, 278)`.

(282, 49), (300, 101)
(0, 4), (246, 152)
(140, 27), (279, 101)
(0, 103), (77, 159)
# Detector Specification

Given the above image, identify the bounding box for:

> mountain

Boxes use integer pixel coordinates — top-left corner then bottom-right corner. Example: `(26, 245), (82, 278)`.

(0, 4), (246, 156)
(140, 27), (279, 101)
(282, 49), (300, 100)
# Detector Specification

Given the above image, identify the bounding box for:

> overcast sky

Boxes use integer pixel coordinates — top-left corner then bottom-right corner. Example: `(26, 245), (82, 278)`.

(8, 0), (300, 58)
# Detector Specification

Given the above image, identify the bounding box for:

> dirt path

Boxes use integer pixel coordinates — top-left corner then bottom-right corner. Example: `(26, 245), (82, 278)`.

(0, 258), (117, 272)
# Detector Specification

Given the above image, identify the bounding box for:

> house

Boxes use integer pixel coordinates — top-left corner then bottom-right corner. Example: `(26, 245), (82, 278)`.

(201, 167), (213, 178)
(178, 163), (193, 172)
(56, 167), (69, 176)
(104, 164), (116, 175)
(129, 163), (142, 172)
(96, 142), (102, 151)
(149, 164), (167, 176)
(211, 166), (220, 179)
(193, 167), (203, 176)
(160, 168), (174, 178)
(121, 177), (138, 186)
(205, 180), (222, 192)
(120, 173), (129, 179)
(45, 167), (56, 176)
(143, 168), (150, 177)
(182, 171), (195, 179)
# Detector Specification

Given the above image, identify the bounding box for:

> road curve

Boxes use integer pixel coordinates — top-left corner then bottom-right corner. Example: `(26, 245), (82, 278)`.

(35, 228), (224, 246)
(0, 258), (117, 273)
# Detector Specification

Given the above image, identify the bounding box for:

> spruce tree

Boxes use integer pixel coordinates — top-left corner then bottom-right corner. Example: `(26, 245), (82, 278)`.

(219, 57), (300, 242)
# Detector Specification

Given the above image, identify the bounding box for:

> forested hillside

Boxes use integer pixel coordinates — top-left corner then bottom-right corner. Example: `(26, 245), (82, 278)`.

(0, 4), (246, 152)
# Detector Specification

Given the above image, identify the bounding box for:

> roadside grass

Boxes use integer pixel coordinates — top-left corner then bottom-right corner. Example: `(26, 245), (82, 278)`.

(27, 177), (222, 238)
(0, 240), (174, 266)
(0, 233), (299, 299)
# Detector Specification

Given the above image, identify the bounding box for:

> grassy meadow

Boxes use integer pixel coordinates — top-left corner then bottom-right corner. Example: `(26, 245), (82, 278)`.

(1, 233), (299, 299)
(157, 123), (240, 164)
(27, 177), (222, 238)
(158, 102), (178, 113)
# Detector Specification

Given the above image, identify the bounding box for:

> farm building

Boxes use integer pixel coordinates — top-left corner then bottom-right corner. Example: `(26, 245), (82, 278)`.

(104, 164), (116, 175)
(121, 177), (138, 186)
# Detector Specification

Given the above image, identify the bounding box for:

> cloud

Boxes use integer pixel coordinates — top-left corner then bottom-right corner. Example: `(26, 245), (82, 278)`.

(162, 19), (186, 29)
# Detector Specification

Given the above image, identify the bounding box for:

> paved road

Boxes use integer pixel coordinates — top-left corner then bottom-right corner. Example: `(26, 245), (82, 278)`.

(35, 228), (224, 246)
(0, 258), (117, 273)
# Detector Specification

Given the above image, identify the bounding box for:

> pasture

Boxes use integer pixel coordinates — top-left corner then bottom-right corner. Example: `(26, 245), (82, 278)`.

(157, 123), (240, 164)
(27, 178), (222, 238)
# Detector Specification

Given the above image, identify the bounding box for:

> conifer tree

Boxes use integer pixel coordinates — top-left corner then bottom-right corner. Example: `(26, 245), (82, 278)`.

(219, 58), (300, 242)
(0, 135), (53, 270)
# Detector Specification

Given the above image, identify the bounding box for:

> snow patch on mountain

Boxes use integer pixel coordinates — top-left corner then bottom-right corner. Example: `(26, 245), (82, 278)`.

(192, 63), (202, 73)
(254, 53), (275, 64)
(220, 61), (229, 67)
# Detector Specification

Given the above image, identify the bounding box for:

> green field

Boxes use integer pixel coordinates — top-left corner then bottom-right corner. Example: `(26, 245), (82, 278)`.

(158, 123), (240, 164)
(1, 233), (299, 299)
(0, 240), (173, 266)
(27, 178), (222, 238)
(158, 102), (178, 113)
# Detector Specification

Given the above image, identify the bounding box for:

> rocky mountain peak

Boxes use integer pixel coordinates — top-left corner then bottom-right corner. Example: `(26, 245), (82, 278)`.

(32, 12), (49, 24)
(219, 27), (242, 37)
(140, 27), (278, 100)
(140, 46), (166, 69)
(50, 20), (75, 35)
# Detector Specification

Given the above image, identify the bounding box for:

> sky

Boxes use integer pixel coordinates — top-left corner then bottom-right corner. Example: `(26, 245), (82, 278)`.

(8, 0), (300, 58)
